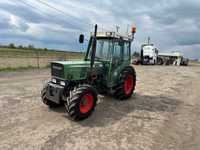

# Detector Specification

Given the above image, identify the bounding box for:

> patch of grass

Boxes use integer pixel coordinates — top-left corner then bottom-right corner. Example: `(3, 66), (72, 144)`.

(0, 65), (50, 72)
(0, 48), (84, 61)
(0, 47), (83, 55)
(0, 47), (83, 72)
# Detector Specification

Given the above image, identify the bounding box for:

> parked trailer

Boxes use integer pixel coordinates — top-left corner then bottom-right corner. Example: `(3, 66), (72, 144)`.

(158, 52), (189, 66)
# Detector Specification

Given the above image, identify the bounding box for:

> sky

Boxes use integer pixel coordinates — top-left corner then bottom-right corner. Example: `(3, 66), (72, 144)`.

(0, 0), (200, 59)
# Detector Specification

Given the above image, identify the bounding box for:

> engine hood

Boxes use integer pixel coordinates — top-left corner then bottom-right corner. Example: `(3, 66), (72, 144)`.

(51, 60), (103, 80)
(53, 60), (102, 68)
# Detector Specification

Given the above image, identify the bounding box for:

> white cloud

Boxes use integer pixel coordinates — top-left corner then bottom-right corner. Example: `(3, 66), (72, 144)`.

(8, 14), (29, 32)
(26, 23), (45, 37)
(9, 15), (21, 28)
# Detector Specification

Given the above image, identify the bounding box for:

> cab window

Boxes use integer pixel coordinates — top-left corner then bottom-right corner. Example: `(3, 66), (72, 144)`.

(89, 39), (112, 61)
(113, 41), (123, 58)
(124, 42), (130, 60)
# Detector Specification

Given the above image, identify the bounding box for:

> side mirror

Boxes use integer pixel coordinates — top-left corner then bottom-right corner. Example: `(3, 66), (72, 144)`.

(79, 34), (84, 43)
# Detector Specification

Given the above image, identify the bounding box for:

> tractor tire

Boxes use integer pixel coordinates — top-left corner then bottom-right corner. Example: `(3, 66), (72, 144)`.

(41, 83), (60, 108)
(114, 68), (136, 100)
(64, 84), (97, 121)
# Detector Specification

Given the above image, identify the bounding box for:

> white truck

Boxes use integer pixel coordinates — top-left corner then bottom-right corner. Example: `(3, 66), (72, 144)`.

(141, 37), (158, 65)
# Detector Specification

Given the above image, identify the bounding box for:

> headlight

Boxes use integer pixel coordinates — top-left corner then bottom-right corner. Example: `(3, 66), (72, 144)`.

(114, 71), (118, 76)
(60, 81), (65, 86)
(52, 78), (56, 83)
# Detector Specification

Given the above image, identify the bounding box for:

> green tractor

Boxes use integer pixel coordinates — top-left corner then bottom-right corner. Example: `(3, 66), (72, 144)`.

(41, 25), (137, 120)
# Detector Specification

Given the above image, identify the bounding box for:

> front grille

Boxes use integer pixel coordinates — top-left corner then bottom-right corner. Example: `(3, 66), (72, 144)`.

(51, 63), (64, 78)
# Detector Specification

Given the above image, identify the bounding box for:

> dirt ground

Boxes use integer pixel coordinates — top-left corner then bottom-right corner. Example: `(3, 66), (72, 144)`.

(0, 65), (200, 150)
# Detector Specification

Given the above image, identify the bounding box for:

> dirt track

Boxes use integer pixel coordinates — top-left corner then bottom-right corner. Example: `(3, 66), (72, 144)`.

(0, 65), (200, 150)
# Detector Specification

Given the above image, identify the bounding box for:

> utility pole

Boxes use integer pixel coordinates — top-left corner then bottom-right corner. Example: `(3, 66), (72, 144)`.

(116, 25), (120, 32)
(37, 50), (40, 69)
(148, 36), (150, 45)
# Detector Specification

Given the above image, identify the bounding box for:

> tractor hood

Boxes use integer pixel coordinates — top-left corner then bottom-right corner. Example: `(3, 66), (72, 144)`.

(53, 60), (102, 67)
(51, 60), (103, 80)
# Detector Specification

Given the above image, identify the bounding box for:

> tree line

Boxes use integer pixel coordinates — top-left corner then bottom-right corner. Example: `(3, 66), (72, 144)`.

(132, 51), (140, 58)
(0, 43), (140, 56)
(0, 43), (49, 51)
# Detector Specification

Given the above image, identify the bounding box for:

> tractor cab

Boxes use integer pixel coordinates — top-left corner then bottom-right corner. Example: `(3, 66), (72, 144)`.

(82, 31), (136, 87)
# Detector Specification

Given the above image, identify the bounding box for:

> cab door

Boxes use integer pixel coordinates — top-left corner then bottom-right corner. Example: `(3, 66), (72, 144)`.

(109, 40), (131, 87)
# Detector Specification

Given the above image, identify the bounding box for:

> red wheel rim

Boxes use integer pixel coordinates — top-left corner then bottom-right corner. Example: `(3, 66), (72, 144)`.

(79, 94), (94, 114)
(124, 75), (134, 95)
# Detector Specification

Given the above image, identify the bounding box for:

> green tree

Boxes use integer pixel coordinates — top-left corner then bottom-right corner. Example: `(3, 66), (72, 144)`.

(28, 44), (34, 50)
(18, 45), (24, 49)
(133, 51), (140, 57)
(9, 43), (16, 49)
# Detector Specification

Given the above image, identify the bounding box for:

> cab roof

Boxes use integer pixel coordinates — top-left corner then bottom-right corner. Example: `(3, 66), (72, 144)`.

(91, 32), (133, 41)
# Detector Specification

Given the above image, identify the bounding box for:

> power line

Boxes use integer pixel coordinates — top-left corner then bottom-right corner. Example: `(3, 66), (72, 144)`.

(35, 0), (113, 31)
(15, 0), (114, 33)
(16, 0), (84, 34)
(18, 0), (36, 10)
(17, 0), (46, 17)
(36, 0), (91, 31)
(36, 0), (75, 19)
(16, 0), (114, 32)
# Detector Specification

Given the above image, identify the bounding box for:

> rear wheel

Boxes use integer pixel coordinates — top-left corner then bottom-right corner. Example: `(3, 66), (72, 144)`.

(41, 83), (60, 108)
(114, 68), (136, 100)
(64, 84), (97, 120)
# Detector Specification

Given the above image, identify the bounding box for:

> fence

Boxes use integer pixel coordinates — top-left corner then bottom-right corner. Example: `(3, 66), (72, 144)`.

(0, 48), (84, 70)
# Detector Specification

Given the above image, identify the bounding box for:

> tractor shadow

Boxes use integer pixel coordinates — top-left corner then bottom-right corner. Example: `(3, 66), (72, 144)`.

(79, 93), (182, 127)
(49, 93), (181, 127)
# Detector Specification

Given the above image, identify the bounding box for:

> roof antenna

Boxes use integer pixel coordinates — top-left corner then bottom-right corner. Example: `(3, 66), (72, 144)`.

(126, 24), (130, 33)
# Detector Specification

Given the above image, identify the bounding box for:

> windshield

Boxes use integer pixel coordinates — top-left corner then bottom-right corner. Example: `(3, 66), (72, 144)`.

(88, 39), (112, 61)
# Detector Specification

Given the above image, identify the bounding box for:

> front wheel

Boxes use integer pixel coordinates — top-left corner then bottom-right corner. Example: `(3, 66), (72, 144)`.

(64, 84), (97, 121)
(114, 68), (136, 100)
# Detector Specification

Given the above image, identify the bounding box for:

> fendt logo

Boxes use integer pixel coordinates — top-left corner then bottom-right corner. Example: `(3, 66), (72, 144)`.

(52, 65), (63, 70)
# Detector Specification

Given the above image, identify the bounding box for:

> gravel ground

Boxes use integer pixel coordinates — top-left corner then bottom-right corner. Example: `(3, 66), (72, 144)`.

(0, 65), (200, 150)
